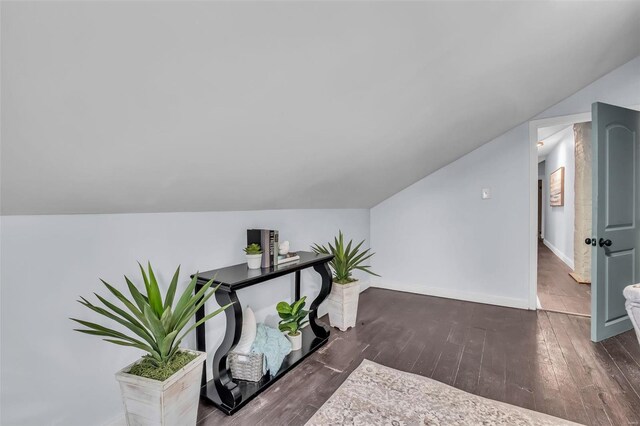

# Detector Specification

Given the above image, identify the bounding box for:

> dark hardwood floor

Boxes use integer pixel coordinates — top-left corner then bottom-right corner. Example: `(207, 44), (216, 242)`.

(538, 242), (591, 316)
(197, 287), (640, 425)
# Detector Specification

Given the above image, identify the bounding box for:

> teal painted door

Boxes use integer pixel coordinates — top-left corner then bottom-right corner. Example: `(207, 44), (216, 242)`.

(591, 102), (640, 342)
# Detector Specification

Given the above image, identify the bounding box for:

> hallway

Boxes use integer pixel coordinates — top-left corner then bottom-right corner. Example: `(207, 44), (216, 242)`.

(538, 242), (591, 316)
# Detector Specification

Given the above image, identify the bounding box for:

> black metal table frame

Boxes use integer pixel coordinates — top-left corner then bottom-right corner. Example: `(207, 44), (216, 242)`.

(194, 254), (333, 415)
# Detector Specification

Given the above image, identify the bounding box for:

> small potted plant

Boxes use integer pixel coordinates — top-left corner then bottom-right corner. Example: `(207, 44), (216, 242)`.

(276, 296), (309, 351)
(71, 263), (231, 426)
(244, 243), (263, 270)
(312, 230), (379, 331)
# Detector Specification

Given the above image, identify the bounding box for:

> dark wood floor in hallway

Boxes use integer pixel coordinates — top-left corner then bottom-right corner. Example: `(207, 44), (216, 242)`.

(197, 288), (640, 426)
(538, 241), (591, 316)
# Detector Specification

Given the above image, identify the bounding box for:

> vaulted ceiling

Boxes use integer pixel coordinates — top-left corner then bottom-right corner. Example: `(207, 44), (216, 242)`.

(2, 1), (640, 215)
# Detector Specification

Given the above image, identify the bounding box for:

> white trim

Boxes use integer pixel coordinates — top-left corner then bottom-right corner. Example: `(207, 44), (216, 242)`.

(358, 279), (371, 293)
(528, 104), (640, 311)
(529, 120), (541, 310)
(542, 239), (574, 270)
(370, 281), (530, 310)
(538, 174), (545, 240)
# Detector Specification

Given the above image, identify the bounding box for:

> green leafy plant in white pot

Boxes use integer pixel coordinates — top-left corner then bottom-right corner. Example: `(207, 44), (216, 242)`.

(276, 296), (309, 350)
(312, 231), (379, 331)
(71, 263), (231, 426)
(244, 243), (263, 270)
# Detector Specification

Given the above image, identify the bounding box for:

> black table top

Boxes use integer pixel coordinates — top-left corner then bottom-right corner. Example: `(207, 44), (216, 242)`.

(193, 251), (333, 291)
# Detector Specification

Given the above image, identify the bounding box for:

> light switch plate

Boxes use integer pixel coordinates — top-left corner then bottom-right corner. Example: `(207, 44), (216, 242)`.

(481, 188), (491, 199)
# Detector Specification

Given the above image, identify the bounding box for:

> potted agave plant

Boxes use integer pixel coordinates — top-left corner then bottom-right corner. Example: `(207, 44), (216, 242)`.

(276, 296), (309, 351)
(244, 243), (263, 270)
(312, 231), (379, 331)
(71, 263), (231, 426)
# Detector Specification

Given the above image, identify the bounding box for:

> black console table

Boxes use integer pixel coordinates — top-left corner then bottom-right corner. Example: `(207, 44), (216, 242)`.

(193, 251), (334, 415)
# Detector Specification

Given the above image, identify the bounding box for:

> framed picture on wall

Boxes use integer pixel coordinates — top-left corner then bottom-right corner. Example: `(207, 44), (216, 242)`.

(550, 166), (565, 207)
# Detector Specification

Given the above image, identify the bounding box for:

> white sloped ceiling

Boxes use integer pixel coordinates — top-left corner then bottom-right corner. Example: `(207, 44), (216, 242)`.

(2, 1), (640, 214)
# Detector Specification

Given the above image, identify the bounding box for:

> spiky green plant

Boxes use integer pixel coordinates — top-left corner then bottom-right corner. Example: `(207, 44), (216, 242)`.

(243, 243), (263, 255)
(71, 263), (231, 369)
(276, 296), (309, 336)
(311, 230), (380, 284)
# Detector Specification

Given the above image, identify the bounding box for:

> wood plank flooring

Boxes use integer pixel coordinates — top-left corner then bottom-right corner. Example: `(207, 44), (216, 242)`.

(538, 242), (591, 316)
(197, 288), (640, 425)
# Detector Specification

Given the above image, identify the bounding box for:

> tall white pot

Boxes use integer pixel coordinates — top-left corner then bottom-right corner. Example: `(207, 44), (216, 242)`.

(115, 350), (206, 426)
(327, 280), (360, 331)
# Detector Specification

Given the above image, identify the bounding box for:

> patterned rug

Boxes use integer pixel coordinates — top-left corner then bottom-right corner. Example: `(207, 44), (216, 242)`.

(306, 359), (580, 425)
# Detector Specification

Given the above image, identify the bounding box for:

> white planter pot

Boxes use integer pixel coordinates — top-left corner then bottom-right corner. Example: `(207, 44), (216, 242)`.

(327, 280), (360, 331)
(286, 332), (302, 351)
(624, 284), (640, 346)
(115, 350), (206, 426)
(246, 254), (262, 270)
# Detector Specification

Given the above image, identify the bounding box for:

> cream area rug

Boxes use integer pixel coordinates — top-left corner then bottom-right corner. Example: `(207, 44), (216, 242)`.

(306, 359), (580, 426)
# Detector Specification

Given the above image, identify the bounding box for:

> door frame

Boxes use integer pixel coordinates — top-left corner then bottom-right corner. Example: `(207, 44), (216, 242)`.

(538, 179), (543, 241)
(528, 105), (640, 310)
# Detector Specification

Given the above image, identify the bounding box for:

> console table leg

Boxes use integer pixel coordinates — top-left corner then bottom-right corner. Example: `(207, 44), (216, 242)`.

(212, 289), (243, 409)
(294, 271), (301, 301)
(195, 290), (207, 387)
(310, 263), (332, 339)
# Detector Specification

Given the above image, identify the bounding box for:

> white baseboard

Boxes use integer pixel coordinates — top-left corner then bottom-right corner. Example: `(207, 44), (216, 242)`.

(543, 239), (574, 270)
(369, 281), (530, 310)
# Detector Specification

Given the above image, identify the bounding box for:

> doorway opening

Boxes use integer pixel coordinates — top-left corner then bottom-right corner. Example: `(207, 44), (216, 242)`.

(528, 110), (592, 315)
(535, 122), (592, 316)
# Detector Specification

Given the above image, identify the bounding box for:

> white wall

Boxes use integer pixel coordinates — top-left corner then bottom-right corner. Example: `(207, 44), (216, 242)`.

(0, 209), (369, 426)
(371, 125), (531, 308)
(370, 55), (640, 309)
(543, 128), (575, 268)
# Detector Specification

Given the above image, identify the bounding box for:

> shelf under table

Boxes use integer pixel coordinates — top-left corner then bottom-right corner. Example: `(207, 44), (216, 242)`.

(201, 328), (328, 415)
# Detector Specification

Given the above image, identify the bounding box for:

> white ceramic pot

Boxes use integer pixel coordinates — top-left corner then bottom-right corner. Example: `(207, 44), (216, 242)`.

(286, 332), (302, 351)
(624, 284), (640, 346)
(246, 254), (262, 270)
(327, 280), (360, 331)
(115, 350), (206, 426)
